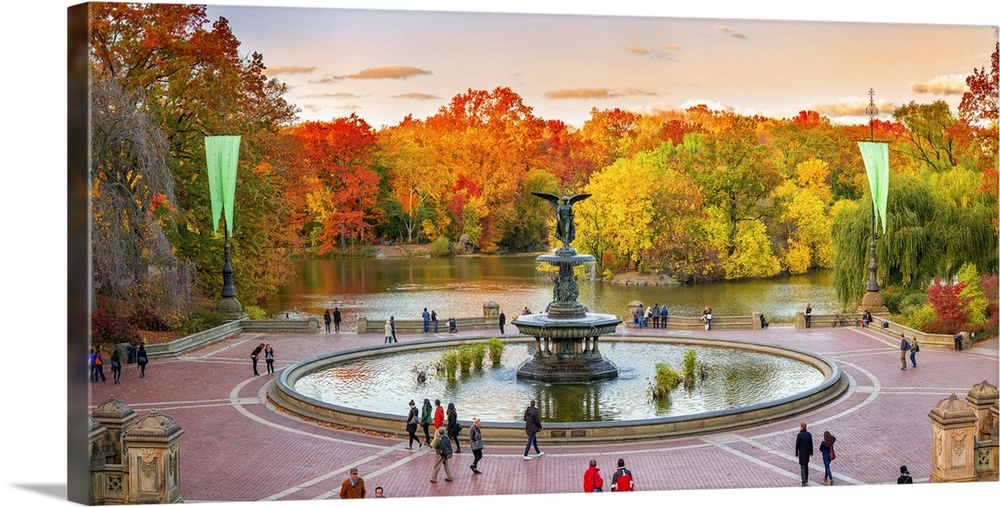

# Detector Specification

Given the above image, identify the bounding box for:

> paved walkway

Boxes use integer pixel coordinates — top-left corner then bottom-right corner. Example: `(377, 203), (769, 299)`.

(88, 326), (998, 504)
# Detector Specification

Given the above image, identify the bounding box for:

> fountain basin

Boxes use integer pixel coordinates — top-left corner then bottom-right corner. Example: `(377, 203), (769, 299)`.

(268, 335), (848, 444)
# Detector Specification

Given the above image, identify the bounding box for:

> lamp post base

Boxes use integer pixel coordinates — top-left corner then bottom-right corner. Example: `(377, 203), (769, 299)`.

(856, 290), (889, 315)
(217, 296), (246, 321)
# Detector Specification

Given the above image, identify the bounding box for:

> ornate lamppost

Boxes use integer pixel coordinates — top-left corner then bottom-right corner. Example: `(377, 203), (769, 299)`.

(206, 136), (245, 320)
(856, 89), (889, 314)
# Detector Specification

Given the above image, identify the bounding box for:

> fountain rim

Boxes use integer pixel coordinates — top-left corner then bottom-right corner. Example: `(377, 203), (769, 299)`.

(268, 334), (848, 444)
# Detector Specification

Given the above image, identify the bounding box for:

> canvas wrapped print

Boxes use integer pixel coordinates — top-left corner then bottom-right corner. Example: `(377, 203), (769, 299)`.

(64, 1), (999, 507)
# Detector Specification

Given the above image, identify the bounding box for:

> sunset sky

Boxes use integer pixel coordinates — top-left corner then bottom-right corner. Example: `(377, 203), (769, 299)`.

(204, 1), (998, 130)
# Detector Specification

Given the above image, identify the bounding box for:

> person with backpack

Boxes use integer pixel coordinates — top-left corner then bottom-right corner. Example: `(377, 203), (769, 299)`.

(522, 399), (544, 460)
(405, 400), (420, 450)
(610, 458), (634, 491)
(420, 398), (433, 446)
(897, 465), (913, 484)
(909, 336), (920, 368)
(430, 427), (454, 483)
(93, 347), (106, 382)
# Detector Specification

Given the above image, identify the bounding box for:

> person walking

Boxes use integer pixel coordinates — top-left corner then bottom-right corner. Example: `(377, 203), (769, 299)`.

(430, 427), (454, 483)
(251, 342), (264, 376)
(909, 335), (920, 368)
(405, 400), (420, 450)
(333, 307), (342, 333)
(384, 319), (393, 344)
(820, 430), (836, 484)
(446, 402), (462, 453)
(264, 344), (275, 374)
(339, 468), (366, 498)
(583, 459), (604, 492)
(421, 398), (433, 446)
(110, 348), (122, 384)
(433, 399), (445, 432)
(431, 310), (439, 333)
(610, 458), (634, 491)
(93, 347), (107, 382)
(498, 311), (506, 334)
(794, 422), (813, 486)
(136, 344), (148, 378)
(389, 316), (397, 342)
(469, 417), (484, 474)
(422, 308), (431, 333)
(897, 465), (913, 484)
(324, 309), (332, 333)
(522, 399), (544, 460)
(89, 348), (97, 382)
(900, 332), (911, 370)
(805, 302), (813, 328)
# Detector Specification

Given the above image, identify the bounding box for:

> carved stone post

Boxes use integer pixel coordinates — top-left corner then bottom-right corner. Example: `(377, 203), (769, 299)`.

(966, 380), (999, 481)
(123, 410), (185, 504)
(88, 416), (112, 505)
(928, 394), (978, 483)
(482, 301), (499, 321)
(92, 397), (137, 465)
(625, 301), (642, 329)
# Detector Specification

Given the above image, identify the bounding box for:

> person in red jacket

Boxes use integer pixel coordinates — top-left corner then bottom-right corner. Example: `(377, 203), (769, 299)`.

(433, 399), (445, 430)
(583, 459), (604, 492)
(611, 458), (635, 491)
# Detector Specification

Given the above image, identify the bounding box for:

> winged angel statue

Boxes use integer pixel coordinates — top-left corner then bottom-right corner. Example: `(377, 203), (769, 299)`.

(531, 192), (591, 249)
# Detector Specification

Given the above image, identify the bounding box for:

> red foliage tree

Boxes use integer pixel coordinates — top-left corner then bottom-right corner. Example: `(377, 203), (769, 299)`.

(925, 278), (971, 334)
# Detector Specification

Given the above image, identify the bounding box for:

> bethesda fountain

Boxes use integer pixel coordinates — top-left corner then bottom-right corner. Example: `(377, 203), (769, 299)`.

(512, 192), (622, 382)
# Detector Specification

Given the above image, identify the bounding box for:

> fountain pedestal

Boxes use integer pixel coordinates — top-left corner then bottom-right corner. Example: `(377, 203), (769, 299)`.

(514, 246), (621, 382)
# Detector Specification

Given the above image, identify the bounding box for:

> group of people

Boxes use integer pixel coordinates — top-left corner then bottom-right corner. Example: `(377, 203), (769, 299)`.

(583, 457), (636, 492)
(323, 307), (342, 333)
(632, 303), (669, 329)
(250, 343), (275, 376)
(403, 398), (484, 483)
(900, 332), (920, 370)
(90, 343), (147, 383)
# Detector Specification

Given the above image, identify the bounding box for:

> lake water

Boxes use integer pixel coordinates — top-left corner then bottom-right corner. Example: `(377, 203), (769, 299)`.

(262, 256), (842, 328)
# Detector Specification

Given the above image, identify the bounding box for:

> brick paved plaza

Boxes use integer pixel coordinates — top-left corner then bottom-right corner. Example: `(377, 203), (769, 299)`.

(85, 324), (998, 506)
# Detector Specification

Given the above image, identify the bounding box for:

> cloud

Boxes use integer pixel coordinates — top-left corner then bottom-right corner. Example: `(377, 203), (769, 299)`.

(810, 97), (898, 117)
(392, 92), (441, 100)
(302, 92), (363, 99)
(679, 99), (736, 112)
(911, 75), (970, 95)
(626, 39), (679, 60)
(544, 88), (659, 100)
(264, 65), (317, 76)
(342, 66), (432, 80)
(714, 25), (748, 40)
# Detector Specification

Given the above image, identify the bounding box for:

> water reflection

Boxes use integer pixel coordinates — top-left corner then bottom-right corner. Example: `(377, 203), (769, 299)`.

(265, 257), (841, 326)
(293, 342), (825, 423)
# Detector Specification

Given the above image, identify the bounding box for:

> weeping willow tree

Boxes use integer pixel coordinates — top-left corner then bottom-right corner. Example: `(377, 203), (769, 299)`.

(832, 170), (997, 307)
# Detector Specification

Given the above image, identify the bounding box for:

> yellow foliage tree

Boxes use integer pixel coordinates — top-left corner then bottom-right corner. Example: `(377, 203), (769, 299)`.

(722, 219), (782, 279)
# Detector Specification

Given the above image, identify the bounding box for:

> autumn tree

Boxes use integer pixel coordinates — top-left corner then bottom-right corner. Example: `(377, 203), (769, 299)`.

(958, 41), (999, 197)
(89, 3), (299, 306)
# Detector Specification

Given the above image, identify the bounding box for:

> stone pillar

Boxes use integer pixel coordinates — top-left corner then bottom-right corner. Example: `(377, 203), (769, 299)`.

(357, 317), (368, 334)
(92, 397), (137, 466)
(752, 312), (762, 329)
(625, 301), (642, 328)
(928, 394), (978, 483)
(483, 301), (500, 320)
(124, 410), (185, 504)
(88, 416), (112, 506)
(967, 380), (999, 481)
(795, 311), (806, 329)
(966, 380), (999, 440)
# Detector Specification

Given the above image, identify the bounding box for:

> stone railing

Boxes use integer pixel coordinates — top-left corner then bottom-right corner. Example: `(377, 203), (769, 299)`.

(139, 317), (320, 359)
(866, 318), (960, 351)
(357, 315), (501, 334)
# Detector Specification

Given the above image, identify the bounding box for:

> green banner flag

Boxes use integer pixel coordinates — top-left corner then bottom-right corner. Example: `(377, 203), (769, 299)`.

(205, 136), (241, 235)
(858, 141), (889, 234)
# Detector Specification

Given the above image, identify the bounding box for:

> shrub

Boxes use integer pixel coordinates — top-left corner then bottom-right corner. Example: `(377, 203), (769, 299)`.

(128, 306), (171, 331)
(244, 305), (267, 320)
(457, 345), (474, 373)
(175, 307), (225, 336)
(91, 308), (139, 344)
(486, 337), (505, 366)
(441, 350), (459, 379)
(649, 362), (681, 400)
(683, 349), (697, 380)
(428, 236), (453, 257)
